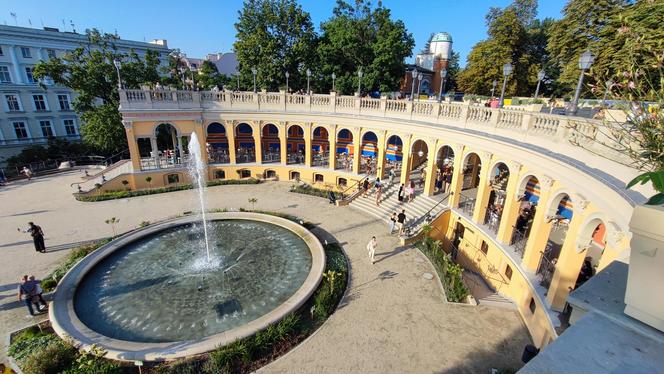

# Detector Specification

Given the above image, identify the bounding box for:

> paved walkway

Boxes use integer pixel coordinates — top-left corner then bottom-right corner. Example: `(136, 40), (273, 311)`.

(0, 171), (531, 372)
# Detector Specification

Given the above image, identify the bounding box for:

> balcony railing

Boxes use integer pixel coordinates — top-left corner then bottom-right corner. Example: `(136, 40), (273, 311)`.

(0, 134), (81, 146)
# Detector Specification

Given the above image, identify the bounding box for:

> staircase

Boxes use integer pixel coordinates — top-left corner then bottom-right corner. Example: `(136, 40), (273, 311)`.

(75, 160), (134, 192)
(348, 179), (448, 234)
(463, 270), (516, 310)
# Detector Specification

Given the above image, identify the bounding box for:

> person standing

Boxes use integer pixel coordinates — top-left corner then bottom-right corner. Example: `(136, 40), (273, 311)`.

(375, 183), (383, 206)
(21, 167), (33, 181)
(366, 236), (378, 264)
(397, 210), (407, 236)
(389, 212), (397, 234)
(363, 178), (370, 197)
(398, 183), (405, 204)
(28, 275), (47, 310)
(388, 168), (395, 187)
(445, 169), (453, 193)
(18, 222), (46, 253)
(407, 181), (415, 203)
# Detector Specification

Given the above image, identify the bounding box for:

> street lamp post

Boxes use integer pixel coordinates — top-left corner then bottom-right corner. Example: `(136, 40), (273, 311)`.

(602, 79), (614, 106)
(490, 79), (497, 98)
(570, 50), (595, 115)
(357, 68), (363, 96)
(113, 59), (122, 91)
(534, 70), (545, 99)
(410, 69), (417, 101)
(415, 72), (423, 101)
(251, 67), (257, 93)
(306, 68), (311, 95)
(499, 62), (513, 108)
(331, 72), (336, 92)
(237, 74), (240, 90)
(438, 68), (448, 102)
(285, 72), (289, 93)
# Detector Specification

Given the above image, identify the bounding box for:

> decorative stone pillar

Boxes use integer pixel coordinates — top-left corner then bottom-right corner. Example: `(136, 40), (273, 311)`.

(224, 121), (237, 164)
(123, 121), (141, 171)
(496, 162), (523, 244)
(352, 127), (362, 174)
(447, 144), (465, 208)
(423, 139), (438, 196)
(472, 152), (493, 223)
(375, 130), (387, 179)
(328, 125), (336, 171)
(278, 122), (288, 166)
(546, 198), (591, 311)
(521, 176), (555, 271)
(304, 122), (312, 167)
(252, 121), (262, 164)
(399, 135), (412, 185)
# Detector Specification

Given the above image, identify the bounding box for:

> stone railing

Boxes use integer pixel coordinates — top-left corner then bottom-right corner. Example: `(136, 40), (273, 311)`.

(120, 89), (622, 149)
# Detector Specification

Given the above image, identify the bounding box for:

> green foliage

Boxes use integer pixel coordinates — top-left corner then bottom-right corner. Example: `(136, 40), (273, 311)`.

(234, 0), (318, 92)
(289, 184), (343, 199)
(628, 171), (664, 205)
(8, 330), (58, 364)
(62, 345), (121, 374)
(417, 237), (469, 303)
(41, 242), (106, 291)
(33, 29), (162, 154)
(6, 138), (93, 168)
(155, 358), (204, 374)
(22, 340), (77, 374)
(316, 0), (415, 94)
(313, 243), (348, 321)
(204, 340), (251, 373)
(76, 178), (261, 202)
(197, 60), (232, 90)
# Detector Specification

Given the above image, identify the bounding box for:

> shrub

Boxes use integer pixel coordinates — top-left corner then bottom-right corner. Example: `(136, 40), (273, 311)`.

(22, 340), (77, 374)
(155, 358), (205, 374)
(417, 237), (469, 303)
(204, 340), (250, 373)
(289, 184), (344, 199)
(8, 331), (59, 364)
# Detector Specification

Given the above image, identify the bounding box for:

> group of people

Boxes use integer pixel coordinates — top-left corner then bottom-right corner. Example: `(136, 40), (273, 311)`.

(512, 199), (537, 243)
(17, 274), (47, 316)
(397, 181), (416, 203)
(434, 164), (454, 194)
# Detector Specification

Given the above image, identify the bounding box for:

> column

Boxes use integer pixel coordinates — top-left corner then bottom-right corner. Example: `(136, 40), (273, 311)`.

(304, 123), (312, 167)
(328, 125), (336, 171)
(399, 135), (412, 185)
(225, 121), (237, 164)
(123, 121), (141, 171)
(472, 153), (493, 223)
(521, 177), (555, 270)
(447, 145), (465, 208)
(352, 127), (361, 174)
(252, 122), (262, 164)
(375, 130), (387, 179)
(150, 137), (160, 169)
(423, 140), (438, 196)
(8, 45), (24, 84)
(279, 122), (288, 166)
(496, 162), (522, 244)
(193, 119), (207, 169)
(546, 202), (590, 311)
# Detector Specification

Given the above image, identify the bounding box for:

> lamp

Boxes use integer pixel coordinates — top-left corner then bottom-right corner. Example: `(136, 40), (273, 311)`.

(416, 72), (423, 101)
(499, 62), (513, 108)
(570, 50), (594, 115)
(306, 68), (311, 95)
(331, 72), (336, 92)
(357, 68), (363, 96)
(534, 69), (545, 98)
(438, 68), (448, 102)
(491, 79), (497, 98)
(285, 71), (289, 93)
(113, 59), (122, 90)
(251, 67), (257, 93)
(410, 69), (418, 101)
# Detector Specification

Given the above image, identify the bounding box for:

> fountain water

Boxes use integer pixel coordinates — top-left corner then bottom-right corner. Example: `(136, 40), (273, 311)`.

(186, 133), (212, 262)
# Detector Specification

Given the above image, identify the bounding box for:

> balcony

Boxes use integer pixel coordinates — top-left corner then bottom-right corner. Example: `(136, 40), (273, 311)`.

(0, 134), (80, 146)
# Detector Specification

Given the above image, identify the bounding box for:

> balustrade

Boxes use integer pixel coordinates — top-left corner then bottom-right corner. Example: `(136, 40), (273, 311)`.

(150, 91), (173, 102)
(311, 95), (330, 106)
(360, 98), (380, 110)
(386, 100), (407, 113)
(335, 96), (356, 108)
(497, 110), (523, 129)
(530, 115), (560, 136)
(413, 102), (434, 116)
(467, 107), (493, 123)
(439, 103), (462, 118)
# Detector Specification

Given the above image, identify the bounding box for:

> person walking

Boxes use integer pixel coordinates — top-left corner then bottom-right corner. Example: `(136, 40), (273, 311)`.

(18, 222), (46, 253)
(366, 236), (378, 264)
(407, 181), (415, 203)
(375, 183), (383, 206)
(17, 275), (46, 316)
(388, 168), (395, 187)
(21, 167), (33, 181)
(28, 275), (47, 310)
(397, 210), (407, 236)
(389, 212), (397, 234)
(398, 183), (405, 204)
(363, 178), (370, 197)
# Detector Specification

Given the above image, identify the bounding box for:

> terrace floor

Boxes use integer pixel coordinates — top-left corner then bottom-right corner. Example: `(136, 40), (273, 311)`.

(0, 170), (531, 373)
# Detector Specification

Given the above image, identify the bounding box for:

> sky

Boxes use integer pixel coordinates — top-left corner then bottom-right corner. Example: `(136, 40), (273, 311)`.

(2, 0), (567, 66)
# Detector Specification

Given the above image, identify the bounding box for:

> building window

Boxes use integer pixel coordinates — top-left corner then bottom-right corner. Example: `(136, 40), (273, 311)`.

(0, 66), (11, 83)
(265, 170), (276, 178)
(5, 94), (21, 111)
(64, 119), (77, 135)
(166, 173), (180, 184)
(238, 169), (251, 178)
(13, 122), (28, 139)
(505, 264), (513, 281)
(33, 95), (48, 111)
(46, 49), (56, 59)
(0, 46), (4, 56)
(480, 241), (489, 255)
(40, 120), (54, 137)
(289, 171), (300, 181)
(21, 47), (32, 58)
(214, 170), (225, 179)
(57, 94), (71, 110)
(337, 177), (348, 187)
(529, 297), (536, 314)
(25, 67), (36, 83)
(314, 174), (324, 183)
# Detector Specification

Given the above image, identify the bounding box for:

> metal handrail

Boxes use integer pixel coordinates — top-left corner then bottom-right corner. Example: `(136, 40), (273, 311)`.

(403, 192), (451, 237)
(341, 174), (371, 201)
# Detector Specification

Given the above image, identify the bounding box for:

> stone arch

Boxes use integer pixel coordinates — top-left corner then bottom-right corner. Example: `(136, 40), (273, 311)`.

(312, 126), (330, 167)
(261, 123), (279, 136)
(546, 190), (575, 220)
(206, 122), (229, 164)
(335, 128), (354, 170)
(436, 145), (455, 168)
(154, 123), (180, 152)
(235, 123), (255, 163)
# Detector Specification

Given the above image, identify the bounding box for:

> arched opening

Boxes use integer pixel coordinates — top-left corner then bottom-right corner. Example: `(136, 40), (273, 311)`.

(206, 122), (229, 164)
(155, 123), (178, 152)
(407, 139), (429, 193)
(335, 129), (354, 170)
(435, 145), (455, 195)
(287, 125), (305, 164)
(152, 123), (187, 169)
(264, 169), (277, 179)
(484, 162), (511, 233)
(360, 131), (378, 175)
(312, 127), (330, 167)
(235, 123), (255, 163)
(459, 152), (481, 213)
(511, 176), (540, 255)
(289, 171), (300, 181)
(451, 221), (465, 260)
(574, 219), (606, 288)
(536, 193), (574, 288)
(261, 124), (280, 163)
(385, 135), (403, 180)
(421, 79), (431, 95)
(214, 170), (225, 179)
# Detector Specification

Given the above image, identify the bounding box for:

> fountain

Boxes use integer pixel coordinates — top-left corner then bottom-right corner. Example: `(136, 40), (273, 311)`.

(50, 133), (325, 361)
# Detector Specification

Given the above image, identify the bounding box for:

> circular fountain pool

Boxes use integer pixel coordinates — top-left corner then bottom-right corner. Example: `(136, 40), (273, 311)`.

(50, 212), (325, 361)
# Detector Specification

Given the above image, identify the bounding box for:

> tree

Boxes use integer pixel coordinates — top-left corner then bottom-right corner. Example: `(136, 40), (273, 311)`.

(234, 0), (318, 91)
(547, 0), (628, 95)
(196, 61), (231, 90)
(444, 51), (461, 92)
(145, 176), (153, 189)
(316, 0), (415, 95)
(33, 29), (162, 154)
(105, 217), (120, 237)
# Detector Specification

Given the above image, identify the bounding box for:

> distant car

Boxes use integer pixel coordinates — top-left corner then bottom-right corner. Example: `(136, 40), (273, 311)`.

(369, 91), (381, 99)
(453, 92), (465, 102)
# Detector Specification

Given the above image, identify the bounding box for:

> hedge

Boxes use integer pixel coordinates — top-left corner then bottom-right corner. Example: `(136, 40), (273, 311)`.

(289, 184), (344, 199)
(76, 178), (261, 202)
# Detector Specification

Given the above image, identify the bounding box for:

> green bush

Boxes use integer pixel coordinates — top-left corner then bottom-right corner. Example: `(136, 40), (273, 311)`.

(61, 357), (122, 374)
(76, 178), (260, 202)
(289, 184), (343, 199)
(417, 237), (469, 303)
(22, 340), (77, 374)
(204, 340), (250, 373)
(155, 358), (204, 374)
(8, 331), (59, 364)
